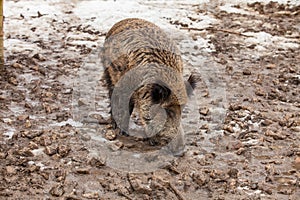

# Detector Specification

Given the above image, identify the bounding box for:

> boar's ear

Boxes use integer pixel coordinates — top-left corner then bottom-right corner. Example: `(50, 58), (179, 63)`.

(185, 74), (200, 97)
(151, 83), (171, 104)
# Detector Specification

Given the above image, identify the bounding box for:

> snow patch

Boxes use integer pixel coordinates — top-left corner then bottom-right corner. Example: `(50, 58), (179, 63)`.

(51, 118), (83, 127)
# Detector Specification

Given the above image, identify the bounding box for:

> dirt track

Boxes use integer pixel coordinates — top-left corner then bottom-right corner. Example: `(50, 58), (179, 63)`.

(0, 0), (299, 199)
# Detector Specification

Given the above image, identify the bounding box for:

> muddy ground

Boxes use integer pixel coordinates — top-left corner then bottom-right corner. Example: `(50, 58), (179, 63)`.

(0, 0), (299, 199)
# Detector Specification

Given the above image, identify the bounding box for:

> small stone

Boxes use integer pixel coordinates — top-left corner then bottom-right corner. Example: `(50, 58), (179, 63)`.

(78, 99), (86, 106)
(3, 118), (13, 124)
(105, 130), (117, 140)
(49, 184), (64, 197)
(40, 172), (50, 180)
(229, 104), (242, 111)
(22, 130), (43, 139)
(227, 168), (238, 178)
(28, 164), (40, 173)
(18, 147), (34, 157)
(200, 124), (209, 130)
(12, 62), (23, 69)
(82, 192), (99, 199)
(293, 157), (300, 170)
(192, 171), (209, 186)
(199, 107), (209, 116)
(264, 129), (286, 140)
(266, 64), (276, 69)
(75, 168), (90, 174)
(32, 53), (46, 61)
(25, 120), (32, 128)
(0, 95), (5, 100)
(209, 169), (229, 182)
(129, 177), (152, 194)
(255, 88), (265, 96)
(192, 34), (198, 41)
(0, 152), (7, 159)
(62, 88), (72, 94)
(44, 92), (54, 97)
(250, 182), (258, 190)
(227, 141), (243, 151)
(202, 91), (209, 97)
(6, 166), (17, 175)
(88, 157), (106, 168)
(31, 65), (39, 71)
(44, 145), (57, 156)
(64, 195), (80, 200)
(291, 126), (300, 132)
(243, 69), (251, 75)
(17, 115), (29, 121)
(54, 170), (66, 182)
(28, 141), (39, 150)
(109, 141), (123, 151)
(9, 77), (18, 85)
(223, 125), (234, 133)
(80, 134), (91, 141)
(261, 119), (272, 126)
(57, 145), (70, 157)
(236, 147), (245, 155)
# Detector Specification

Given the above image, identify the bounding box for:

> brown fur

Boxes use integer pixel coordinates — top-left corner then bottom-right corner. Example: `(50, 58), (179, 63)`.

(102, 18), (197, 155)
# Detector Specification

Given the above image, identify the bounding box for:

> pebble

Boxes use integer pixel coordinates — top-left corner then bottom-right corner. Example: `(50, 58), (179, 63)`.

(82, 192), (100, 199)
(261, 119), (272, 126)
(25, 120), (32, 128)
(109, 141), (123, 151)
(266, 64), (276, 69)
(28, 141), (39, 150)
(18, 147), (34, 157)
(227, 141), (243, 150)
(228, 168), (239, 178)
(192, 171), (209, 186)
(6, 166), (17, 175)
(229, 104), (242, 111)
(31, 65), (39, 71)
(0, 152), (7, 159)
(32, 53), (46, 61)
(39, 135), (52, 146)
(199, 107), (209, 116)
(129, 177), (152, 194)
(12, 62), (23, 69)
(17, 115), (29, 121)
(105, 130), (117, 140)
(75, 167), (90, 174)
(236, 147), (245, 155)
(44, 146), (57, 156)
(255, 88), (265, 96)
(22, 130), (43, 139)
(9, 77), (18, 85)
(223, 124), (234, 133)
(44, 92), (54, 97)
(57, 145), (70, 157)
(264, 129), (286, 140)
(88, 157), (106, 168)
(49, 184), (64, 197)
(250, 182), (258, 190)
(293, 157), (300, 170)
(243, 69), (251, 75)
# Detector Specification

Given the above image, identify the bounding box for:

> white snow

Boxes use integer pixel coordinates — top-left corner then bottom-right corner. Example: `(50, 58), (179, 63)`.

(50, 118), (83, 127)
(220, 4), (252, 15)
(244, 31), (300, 50)
(3, 129), (15, 139)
